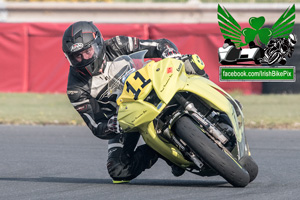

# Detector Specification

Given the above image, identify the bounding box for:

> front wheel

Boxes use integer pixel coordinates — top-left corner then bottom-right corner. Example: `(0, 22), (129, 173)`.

(268, 51), (281, 65)
(174, 116), (250, 187)
(239, 155), (258, 183)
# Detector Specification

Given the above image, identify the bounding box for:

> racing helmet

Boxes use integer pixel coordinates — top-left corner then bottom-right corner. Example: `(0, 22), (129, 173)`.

(62, 21), (106, 76)
(288, 33), (297, 47)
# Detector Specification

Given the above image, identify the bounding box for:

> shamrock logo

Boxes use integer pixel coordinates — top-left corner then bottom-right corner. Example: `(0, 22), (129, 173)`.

(217, 4), (295, 48)
(242, 17), (273, 45)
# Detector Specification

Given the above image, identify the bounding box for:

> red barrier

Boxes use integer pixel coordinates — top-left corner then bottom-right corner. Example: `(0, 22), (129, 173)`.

(0, 24), (28, 92)
(0, 23), (261, 94)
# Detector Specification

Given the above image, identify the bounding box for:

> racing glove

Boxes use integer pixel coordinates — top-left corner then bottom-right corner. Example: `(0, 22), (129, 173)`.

(107, 115), (122, 134)
(162, 48), (182, 59)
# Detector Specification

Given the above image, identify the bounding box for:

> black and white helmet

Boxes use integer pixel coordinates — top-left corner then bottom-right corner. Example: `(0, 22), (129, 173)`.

(62, 21), (106, 76)
(288, 33), (297, 47)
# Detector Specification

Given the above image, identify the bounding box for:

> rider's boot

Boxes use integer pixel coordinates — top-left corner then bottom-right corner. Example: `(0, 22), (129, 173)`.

(171, 164), (185, 177)
(107, 132), (158, 183)
(107, 134), (130, 184)
(161, 156), (185, 177)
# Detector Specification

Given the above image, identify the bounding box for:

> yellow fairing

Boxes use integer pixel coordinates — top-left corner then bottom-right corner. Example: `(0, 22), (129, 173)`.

(117, 59), (186, 106)
(139, 122), (191, 167)
(117, 58), (192, 166)
(117, 59), (187, 129)
(184, 75), (246, 157)
(184, 76), (243, 143)
(117, 58), (244, 166)
(117, 62), (153, 105)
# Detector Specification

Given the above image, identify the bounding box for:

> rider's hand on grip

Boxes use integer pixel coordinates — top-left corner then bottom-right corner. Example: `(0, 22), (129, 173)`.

(107, 115), (122, 134)
(162, 48), (181, 59)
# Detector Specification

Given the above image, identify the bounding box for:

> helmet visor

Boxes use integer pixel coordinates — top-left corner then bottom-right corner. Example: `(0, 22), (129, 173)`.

(65, 42), (101, 68)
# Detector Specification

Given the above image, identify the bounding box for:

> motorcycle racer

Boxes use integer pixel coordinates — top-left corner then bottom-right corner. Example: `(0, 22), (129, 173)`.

(261, 33), (297, 65)
(62, 21), (206, 183)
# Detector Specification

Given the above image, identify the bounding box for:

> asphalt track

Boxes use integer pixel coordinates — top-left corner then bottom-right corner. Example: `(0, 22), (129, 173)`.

(1, 125), (300, 200)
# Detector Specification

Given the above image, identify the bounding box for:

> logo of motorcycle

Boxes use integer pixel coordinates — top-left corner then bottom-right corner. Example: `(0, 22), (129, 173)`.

(70, 43), (84, 52)
(217, 4), (297, 65)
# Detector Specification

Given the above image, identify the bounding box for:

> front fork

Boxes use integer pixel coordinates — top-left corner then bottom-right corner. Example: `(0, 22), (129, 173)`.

(163, 93), (232, 169)
(172, 93), (228, 146)
(163, 128), (204, 169)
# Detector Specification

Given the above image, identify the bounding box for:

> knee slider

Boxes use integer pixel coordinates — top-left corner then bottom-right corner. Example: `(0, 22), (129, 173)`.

(107, 150), (131, 180)
(107, 158), (124, 179)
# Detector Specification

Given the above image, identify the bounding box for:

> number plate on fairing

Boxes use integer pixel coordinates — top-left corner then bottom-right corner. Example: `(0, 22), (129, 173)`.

(117, 65), (153, 105)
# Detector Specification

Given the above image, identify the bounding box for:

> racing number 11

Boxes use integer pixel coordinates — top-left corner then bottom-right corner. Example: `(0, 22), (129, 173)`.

(126, 71), (151, 100)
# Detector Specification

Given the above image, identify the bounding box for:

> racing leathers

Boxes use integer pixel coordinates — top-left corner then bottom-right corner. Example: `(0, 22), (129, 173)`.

(67, 36), (181, 181)
(67, 36), (180, 139)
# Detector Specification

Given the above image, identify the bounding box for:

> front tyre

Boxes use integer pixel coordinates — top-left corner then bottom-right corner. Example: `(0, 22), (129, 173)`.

(239, 155), (258, 183)
(174, 116), (250, 187)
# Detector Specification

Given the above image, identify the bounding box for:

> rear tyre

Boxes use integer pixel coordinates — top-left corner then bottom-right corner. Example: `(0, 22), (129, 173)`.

(174, 116), (250, 187)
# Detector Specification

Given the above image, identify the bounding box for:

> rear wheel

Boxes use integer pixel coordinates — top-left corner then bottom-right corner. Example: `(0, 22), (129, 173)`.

(174, 116), (250, 187)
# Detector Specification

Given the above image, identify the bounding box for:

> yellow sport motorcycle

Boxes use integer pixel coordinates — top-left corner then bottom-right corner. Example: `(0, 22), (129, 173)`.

(108, 50), (258, 187)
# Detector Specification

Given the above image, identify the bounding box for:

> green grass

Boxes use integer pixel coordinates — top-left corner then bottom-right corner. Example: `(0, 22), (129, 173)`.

(0, 93), (83, 125)
(0, 93), (299, 129)
(232, 93), (300, 129)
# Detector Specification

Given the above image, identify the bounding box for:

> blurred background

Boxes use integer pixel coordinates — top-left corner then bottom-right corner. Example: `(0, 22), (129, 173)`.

(0, 0), (299, 94)
(0, 0), (299, 128)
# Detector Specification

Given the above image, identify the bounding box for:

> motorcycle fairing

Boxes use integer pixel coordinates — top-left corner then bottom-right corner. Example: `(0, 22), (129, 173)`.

(117, 58), (249, 165)
(117, 58), (186, 129)
(183, 76), (248, 158)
